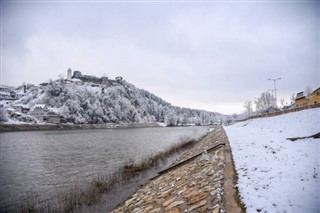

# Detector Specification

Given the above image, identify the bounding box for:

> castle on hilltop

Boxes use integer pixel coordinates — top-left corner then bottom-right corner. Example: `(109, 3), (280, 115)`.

(67, 68), (123, 86)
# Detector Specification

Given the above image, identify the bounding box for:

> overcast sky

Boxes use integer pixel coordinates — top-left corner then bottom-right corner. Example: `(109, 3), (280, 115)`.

(1, 1), (319, 114)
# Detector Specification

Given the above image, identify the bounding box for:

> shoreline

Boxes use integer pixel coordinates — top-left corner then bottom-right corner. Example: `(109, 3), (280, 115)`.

(0, 122), (160, 132)
(3, 128), (209, 212)
(0, 125), (244, 212)
(111, 126), (244, 213)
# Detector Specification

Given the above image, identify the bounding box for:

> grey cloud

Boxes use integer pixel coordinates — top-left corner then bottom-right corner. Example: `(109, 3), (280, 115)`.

(1, 1), (319, 114)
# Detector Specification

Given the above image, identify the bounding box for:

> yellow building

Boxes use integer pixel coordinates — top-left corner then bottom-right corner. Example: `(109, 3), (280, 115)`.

(295, 87), (320, 108)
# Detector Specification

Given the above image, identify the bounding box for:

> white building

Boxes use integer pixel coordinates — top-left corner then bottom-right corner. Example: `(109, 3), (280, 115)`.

(29, 104), (48, 122)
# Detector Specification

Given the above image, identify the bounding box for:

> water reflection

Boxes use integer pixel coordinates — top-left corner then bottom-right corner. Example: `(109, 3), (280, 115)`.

(0, 126), (208, 211)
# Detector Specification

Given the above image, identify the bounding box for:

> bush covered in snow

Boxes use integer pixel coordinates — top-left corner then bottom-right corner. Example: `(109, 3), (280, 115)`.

(0, 108), (9, 122)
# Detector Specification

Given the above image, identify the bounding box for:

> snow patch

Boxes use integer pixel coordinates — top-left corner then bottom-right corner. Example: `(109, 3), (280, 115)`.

(225, 108), (320, 213)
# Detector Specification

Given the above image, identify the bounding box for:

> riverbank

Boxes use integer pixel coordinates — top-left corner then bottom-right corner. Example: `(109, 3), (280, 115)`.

(225, 108), (320, 212)
(1, 126), (211, 212)
(0, 122), (160, 132)
(111, 126), (244, 213)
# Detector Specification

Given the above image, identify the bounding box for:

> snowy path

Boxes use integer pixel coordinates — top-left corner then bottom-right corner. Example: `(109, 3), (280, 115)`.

(225, 108), (320, 213)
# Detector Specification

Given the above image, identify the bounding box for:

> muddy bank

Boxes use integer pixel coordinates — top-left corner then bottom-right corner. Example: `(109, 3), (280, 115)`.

(0, 122), (160, 132)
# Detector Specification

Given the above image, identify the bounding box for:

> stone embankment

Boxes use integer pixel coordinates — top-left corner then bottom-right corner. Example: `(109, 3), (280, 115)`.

(111, 126), (243, 213)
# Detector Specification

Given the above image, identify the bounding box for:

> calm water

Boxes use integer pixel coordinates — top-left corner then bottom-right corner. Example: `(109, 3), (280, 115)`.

(0, 126), (209, 211)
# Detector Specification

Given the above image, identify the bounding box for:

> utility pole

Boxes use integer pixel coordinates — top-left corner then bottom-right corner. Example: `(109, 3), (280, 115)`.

(268, 78), (281, 107)
(267, 89), (274, 98)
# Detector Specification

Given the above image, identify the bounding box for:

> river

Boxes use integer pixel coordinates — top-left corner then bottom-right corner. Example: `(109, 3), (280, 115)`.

(0, 126), (209, 211)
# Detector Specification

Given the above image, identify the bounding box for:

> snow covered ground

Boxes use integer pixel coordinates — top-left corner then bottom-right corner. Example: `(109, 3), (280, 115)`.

(225, 108), (320, 213)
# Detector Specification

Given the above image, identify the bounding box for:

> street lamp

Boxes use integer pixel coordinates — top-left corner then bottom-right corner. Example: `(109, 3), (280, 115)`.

(268, 78), (281, 107)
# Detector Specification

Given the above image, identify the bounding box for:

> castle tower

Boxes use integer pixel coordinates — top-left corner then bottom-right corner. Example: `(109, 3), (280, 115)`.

(67, 68), (72, 80)
(101, 76), (109, 85)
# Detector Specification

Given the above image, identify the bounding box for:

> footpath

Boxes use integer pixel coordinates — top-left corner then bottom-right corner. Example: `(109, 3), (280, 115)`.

(111, 126), (243, 213)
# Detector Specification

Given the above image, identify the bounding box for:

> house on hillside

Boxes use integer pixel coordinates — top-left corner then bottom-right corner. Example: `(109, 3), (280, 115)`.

(29, 104), (48, 122)
(0, 91), (11, 100)
(0, 90), (24, 101)
(10, 90), (25, 99)
(46, 113), (65, 123)
(310, 87), (320, 104)
(28, 104), (65, 123)
(295, 87), (320, 108)
(0, 100), (12, 107)
(12, 104), (30, 113)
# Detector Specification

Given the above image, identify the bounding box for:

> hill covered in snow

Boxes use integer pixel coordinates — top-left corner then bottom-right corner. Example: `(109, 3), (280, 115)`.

(1, 78), (225, 125)
(225, 108), (320, 213)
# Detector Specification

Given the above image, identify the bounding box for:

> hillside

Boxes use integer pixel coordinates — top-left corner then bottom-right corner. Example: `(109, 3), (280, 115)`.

(0, 78), (224, 125)
(225, 108), (320, 212)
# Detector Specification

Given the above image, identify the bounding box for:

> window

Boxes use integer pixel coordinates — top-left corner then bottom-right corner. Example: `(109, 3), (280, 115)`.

(296, 92), (304, 98)
(317, 92), (320, 96)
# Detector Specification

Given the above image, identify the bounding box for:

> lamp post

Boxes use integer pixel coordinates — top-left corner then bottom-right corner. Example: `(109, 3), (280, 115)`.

(268, 78), (281, 107)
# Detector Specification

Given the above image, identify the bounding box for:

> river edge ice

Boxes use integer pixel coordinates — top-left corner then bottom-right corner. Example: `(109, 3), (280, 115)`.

(225, 108), (320, 213)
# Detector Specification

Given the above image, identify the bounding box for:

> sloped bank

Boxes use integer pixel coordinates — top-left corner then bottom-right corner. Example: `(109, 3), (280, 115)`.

(0, 122), (160, 132)
(111, 126), (244, 213)
(9, 133), (204, 213)
(224, 108), (320, 212)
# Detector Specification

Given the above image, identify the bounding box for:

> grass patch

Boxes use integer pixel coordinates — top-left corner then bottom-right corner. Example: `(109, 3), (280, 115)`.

(122, 138), (197, 176)
(19, 172), (122, 213)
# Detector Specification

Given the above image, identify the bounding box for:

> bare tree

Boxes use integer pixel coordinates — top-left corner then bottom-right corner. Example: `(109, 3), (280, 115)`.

(165, 112), (177, 126)
(58, 74), (65, 80)
(280, 98), (285, 108)
(200, 110), (210, 125)
(243, 101), (253, 118)
(255, 92), (275, 113)
(305, 85), (313, 101)
(290, 93), (296, 104)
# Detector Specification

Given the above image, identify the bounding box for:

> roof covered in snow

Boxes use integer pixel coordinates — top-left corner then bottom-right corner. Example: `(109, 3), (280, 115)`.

(33, 104), (47, 109)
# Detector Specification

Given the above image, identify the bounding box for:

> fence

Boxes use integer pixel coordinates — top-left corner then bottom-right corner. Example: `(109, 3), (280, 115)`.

(237, 103), (320, 123)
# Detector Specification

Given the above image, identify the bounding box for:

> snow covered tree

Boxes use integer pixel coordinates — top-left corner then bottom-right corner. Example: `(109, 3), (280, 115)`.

(290, 93), (296, 104)
(2, 77), (227, 124)
(165, 112), (178, 126)
(231, 113), (238, 121)
(0, 108), (9, 122)
(254, 92), (275, 113)
(305, 85), (313, 102)
(243, 101), (253, 118)
(280, 98), (285, 108)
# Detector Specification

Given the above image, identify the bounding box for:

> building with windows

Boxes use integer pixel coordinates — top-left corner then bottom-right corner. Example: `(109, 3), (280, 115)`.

(295, 87), (320, 108)
(29, 104), (48, 122)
